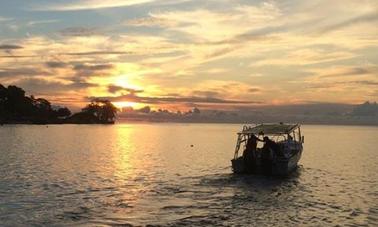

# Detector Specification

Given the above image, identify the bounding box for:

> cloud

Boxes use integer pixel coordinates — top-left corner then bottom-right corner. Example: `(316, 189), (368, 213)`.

(370, 90), (378, 97)
(59, 27), (99, 37)
(142, 4), (282, 43)
(73, 63), (113, 71)
(318, 12), (378, 34)
(294, 64), (378, 103)
(73, 63), (114, 77)
(0, 44), (24, 55)
(0, 44), (23, 50)
(45, 61), (115, 72)
(191, 86), (261, 99)
(124, 16), (178, 27)
(0, 55), (36, 58)
(27, 19), (59, 27)
(45, 61), (67, 68)
(319, 67), (372, 78)
(0, 16), (12, 22)
(13, 78), (97, 94)
(1, 0), (377, 108)
(248, 88), (261, 93)
(191, 90), (220, 98)
(0, 68), (50, 78)
(305, 79), (378, 92)
(32, 0), (158, 11)
(92, 93), (259, 105)
(107, 85), (143, 94)
(349, 80), (378, 86)
(64, 51), (132, 56)
(250, 48), (356, 67)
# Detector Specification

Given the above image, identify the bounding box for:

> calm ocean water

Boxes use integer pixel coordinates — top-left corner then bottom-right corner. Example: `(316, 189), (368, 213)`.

(0, 124), (377, 226)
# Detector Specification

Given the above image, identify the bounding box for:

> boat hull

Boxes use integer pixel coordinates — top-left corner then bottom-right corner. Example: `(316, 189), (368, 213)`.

(272, 149), (302, 175)
(231, 149), (302, 176)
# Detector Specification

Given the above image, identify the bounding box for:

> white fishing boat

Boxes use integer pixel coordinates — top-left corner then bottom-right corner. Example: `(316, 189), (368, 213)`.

(231, 123), (304, 175)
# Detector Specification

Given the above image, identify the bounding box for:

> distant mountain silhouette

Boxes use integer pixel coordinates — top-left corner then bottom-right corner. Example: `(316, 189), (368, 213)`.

(117, 102), (378, 125)
(351, 101), (378, 116)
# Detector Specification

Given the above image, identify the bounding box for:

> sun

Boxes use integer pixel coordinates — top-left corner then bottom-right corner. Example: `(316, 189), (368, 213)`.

(113, 101), (138, 110)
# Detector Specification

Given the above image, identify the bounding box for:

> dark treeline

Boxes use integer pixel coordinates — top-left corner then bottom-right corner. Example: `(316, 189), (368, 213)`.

(67, 99), (118, 124)
(352, 101), (378, 116)
(0, 84), (117, 124)
(117, 102), (378, 125)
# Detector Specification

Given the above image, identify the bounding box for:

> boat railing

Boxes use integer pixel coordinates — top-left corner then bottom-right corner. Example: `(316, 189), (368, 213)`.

(234, 134), (241, 159)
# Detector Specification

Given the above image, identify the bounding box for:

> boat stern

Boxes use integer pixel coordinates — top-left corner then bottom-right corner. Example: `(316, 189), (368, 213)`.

(231, 157), (246, 173)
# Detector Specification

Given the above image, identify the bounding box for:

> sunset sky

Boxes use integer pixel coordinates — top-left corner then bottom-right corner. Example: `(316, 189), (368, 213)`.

(0, 0), (377, 111)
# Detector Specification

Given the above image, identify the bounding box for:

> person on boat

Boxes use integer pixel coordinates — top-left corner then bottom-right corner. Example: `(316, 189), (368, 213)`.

(281, 134), (294, 157)
(262, 136), (280, 174)
(243, 134), (262, 172)
(265, 136), (284, 157)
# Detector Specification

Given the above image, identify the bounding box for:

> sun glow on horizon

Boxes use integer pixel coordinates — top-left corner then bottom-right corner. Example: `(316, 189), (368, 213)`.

(113, 101), (139, 110)
(113, 101), (138, 109)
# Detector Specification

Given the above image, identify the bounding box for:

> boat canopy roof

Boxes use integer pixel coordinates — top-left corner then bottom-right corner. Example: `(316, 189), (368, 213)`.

(238, 123), (300, 135)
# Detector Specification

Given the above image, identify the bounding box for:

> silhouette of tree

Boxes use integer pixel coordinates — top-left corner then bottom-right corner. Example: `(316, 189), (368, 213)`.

(0, 84), (122, 124)
(82, 101), (100, 115)
(138, 106), (151, 114)
(193, 107), (201, 114)
(0, 84), (72, 123)
(0, 84), (6, 119)
(55, 107), (71, 118)
(82, 99), (118, 123)
(100, 100), (118, 122)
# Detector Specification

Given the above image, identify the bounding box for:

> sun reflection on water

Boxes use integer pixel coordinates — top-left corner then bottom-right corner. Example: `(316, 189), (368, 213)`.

(0, 124), (377, 226)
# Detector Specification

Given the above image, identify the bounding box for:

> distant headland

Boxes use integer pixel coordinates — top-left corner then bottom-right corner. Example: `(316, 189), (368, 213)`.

(1, 83), (377, 125)
(0, 84), (117, 124)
